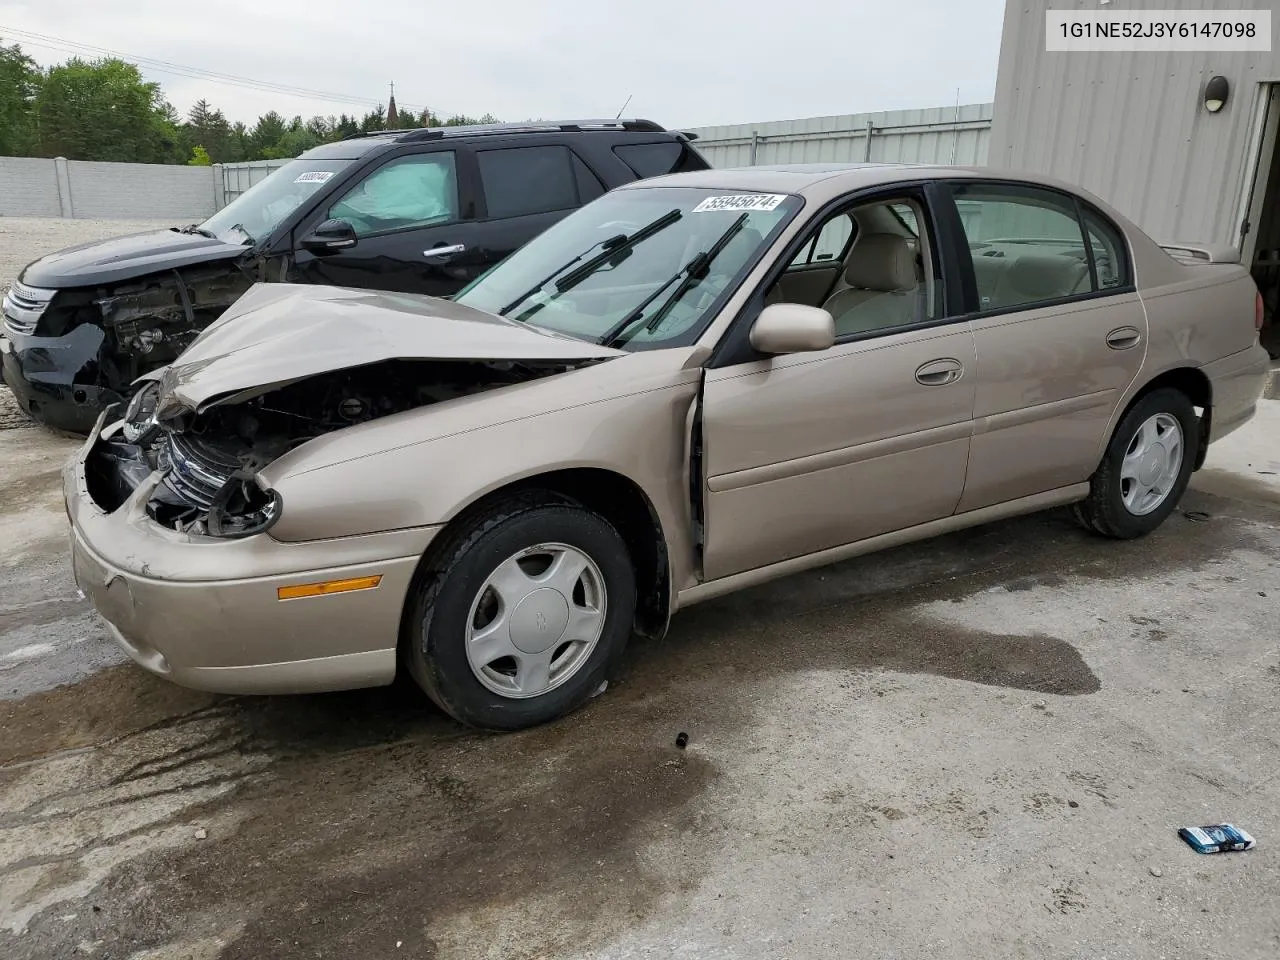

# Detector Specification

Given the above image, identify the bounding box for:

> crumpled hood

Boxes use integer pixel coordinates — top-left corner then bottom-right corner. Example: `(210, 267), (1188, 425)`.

(21, 228), (247, 288)
(149, 283), (623, 411)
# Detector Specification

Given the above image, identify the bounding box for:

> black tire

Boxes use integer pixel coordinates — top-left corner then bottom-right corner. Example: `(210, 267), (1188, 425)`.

(1074, 388), (1199, 539)
(403, 492), (636, 731)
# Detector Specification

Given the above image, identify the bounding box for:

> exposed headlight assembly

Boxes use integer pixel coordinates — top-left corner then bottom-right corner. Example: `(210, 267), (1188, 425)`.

(122, 381), (162, 445)
(205, 471), (283, 539)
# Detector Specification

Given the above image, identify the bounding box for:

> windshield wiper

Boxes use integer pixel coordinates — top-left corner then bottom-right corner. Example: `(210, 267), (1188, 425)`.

(226, 223), (255, 245)
(174, 224), (217, 238)
(498, 208), (682, 320)
(598, 213), (749, 348)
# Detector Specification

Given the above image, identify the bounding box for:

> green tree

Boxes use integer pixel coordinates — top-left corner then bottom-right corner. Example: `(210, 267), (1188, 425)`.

(441, 113), (498, 127)
(250, 110), (286, 157)
(305, 115), (334, 143)
(263, 116), (319, 159)
(228, 121), (250, 162)
(359, 105), (385, 133)
(185, 98), (235, 161)
(187, 145), (212, 165)
(0, 40), (40, 155)
(330, 113), (359, 140)
(34, 57), (179, 162)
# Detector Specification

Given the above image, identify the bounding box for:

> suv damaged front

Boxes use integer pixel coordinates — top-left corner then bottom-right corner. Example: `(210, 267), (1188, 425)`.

(79, 283), (622, 540)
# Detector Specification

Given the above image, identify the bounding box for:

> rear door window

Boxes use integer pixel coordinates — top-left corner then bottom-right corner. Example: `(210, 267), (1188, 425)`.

(478, 145), (580, 219)
(949, 183), (1094, 312)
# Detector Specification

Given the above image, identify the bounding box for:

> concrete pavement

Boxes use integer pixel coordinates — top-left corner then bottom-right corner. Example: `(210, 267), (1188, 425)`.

(1, 402), (1278, 959)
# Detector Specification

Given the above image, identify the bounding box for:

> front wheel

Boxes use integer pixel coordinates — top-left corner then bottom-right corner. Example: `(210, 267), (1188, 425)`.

(404, 494), (637, 730)
(1074, 388), (1199, 539)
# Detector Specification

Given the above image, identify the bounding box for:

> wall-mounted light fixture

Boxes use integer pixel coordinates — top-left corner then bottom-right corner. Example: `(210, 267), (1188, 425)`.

(1204, 75), (1231, 113)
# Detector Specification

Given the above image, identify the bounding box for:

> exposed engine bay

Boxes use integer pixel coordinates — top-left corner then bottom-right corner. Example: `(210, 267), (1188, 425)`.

(29, 265), (256, 403)
(97, 267), (253, 367)
(85, 358), (588, 538)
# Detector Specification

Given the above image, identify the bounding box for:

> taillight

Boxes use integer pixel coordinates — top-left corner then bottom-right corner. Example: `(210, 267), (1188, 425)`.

(1257, 291), (1265, 332)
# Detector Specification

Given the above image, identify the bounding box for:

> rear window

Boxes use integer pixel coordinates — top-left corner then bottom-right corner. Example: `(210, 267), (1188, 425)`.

(613, 141), (702, 179)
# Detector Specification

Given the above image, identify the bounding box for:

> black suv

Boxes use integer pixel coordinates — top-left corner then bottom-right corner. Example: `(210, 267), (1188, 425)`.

(1, 119), (709, 432)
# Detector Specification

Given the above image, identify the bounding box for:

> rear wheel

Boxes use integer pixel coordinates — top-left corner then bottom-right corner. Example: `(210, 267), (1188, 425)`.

(404, 494), (636, 730)
(1074, 388), (1199, 539)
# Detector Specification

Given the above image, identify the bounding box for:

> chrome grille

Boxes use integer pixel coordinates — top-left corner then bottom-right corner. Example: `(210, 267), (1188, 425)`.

(161, 432), (238, 508)
(2, 282), (55, 336)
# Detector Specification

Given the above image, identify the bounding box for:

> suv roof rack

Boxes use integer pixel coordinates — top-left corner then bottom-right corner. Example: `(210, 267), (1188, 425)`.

(341, 118), (668, 142)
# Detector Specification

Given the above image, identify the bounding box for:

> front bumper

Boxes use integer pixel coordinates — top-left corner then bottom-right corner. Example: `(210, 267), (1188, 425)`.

(1, 327), (123, 434)
(66, 418), (441, 694)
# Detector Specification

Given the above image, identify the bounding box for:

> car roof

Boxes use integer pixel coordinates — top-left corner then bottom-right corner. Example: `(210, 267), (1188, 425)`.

(618, 162), (1118, 210)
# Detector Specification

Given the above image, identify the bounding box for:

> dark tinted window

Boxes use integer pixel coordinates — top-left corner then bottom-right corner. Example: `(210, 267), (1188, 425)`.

(613, 141), (696, 178)
(572, 153), (605, 203)
(478, 146), (577, 219)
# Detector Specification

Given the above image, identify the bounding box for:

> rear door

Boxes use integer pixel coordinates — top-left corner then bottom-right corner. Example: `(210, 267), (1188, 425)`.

(468, 142), (606, 275)
(939, 180), (1146, 512)
(291, 147), (487, 296)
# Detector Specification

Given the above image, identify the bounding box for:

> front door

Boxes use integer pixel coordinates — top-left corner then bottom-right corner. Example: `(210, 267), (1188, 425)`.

(940, 181), (1148, 513)
(699, 191), (977, 581)
(291, 149), (485, 296)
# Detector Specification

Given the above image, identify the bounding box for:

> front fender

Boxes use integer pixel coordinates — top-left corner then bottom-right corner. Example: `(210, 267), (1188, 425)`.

(264, 378), (703, 592)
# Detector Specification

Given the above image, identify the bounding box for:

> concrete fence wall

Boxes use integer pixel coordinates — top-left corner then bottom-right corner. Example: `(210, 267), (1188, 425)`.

(0, 157), (218, 220)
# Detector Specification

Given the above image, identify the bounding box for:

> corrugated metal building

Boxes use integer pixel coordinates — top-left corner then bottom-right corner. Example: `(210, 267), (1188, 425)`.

(989, 0), (1280, 270)
(687, 104), (993, 168)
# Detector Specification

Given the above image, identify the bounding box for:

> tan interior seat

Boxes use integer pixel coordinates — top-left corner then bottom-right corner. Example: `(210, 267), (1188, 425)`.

(974, 252), (1090, 310)
(1001, 254), (1089, 305)
(820, 233), (919, 335)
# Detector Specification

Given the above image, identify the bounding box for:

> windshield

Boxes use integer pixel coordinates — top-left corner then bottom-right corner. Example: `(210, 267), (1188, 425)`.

(199, 158), (353, 245)
(454, 186), (802, 349)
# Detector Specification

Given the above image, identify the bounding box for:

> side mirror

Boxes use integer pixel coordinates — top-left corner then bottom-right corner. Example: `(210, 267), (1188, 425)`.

(749, 303), (835, 355)
(300, 219), (357, 255)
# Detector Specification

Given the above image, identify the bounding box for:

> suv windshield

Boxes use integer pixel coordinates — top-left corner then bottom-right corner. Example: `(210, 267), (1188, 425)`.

(455, 186), (802, 349)
(199, 158), (353, 245)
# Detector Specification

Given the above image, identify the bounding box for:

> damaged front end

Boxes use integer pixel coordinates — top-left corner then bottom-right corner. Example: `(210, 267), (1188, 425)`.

(96, 267), (253, 374)
(84, 358), (596, 538)
(3, 265), (256, 433)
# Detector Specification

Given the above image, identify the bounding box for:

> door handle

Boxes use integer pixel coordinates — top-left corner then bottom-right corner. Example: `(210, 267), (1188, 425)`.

(424, 243), (466, 259)
(914, 358), (964, 386)
(1106, 326), (1142, 350)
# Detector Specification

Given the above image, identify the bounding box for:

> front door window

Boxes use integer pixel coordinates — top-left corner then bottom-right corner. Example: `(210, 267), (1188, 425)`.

(328, 152), (459, 236)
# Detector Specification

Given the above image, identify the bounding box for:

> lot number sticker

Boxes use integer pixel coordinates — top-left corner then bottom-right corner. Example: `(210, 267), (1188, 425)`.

(294, 171), (335, 184)
(692, 194), (787, 213)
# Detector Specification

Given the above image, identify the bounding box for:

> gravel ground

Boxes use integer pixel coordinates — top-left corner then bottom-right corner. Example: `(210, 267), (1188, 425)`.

(0, 216), (183, 430)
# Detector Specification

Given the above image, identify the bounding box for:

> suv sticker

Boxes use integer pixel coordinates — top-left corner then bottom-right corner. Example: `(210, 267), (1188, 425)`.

(294, 171), (335, 184)
(692, 194), (786, 213)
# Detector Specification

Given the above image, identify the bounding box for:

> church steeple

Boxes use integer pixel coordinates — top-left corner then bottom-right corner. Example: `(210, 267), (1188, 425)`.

(386, 81), (399, 128)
